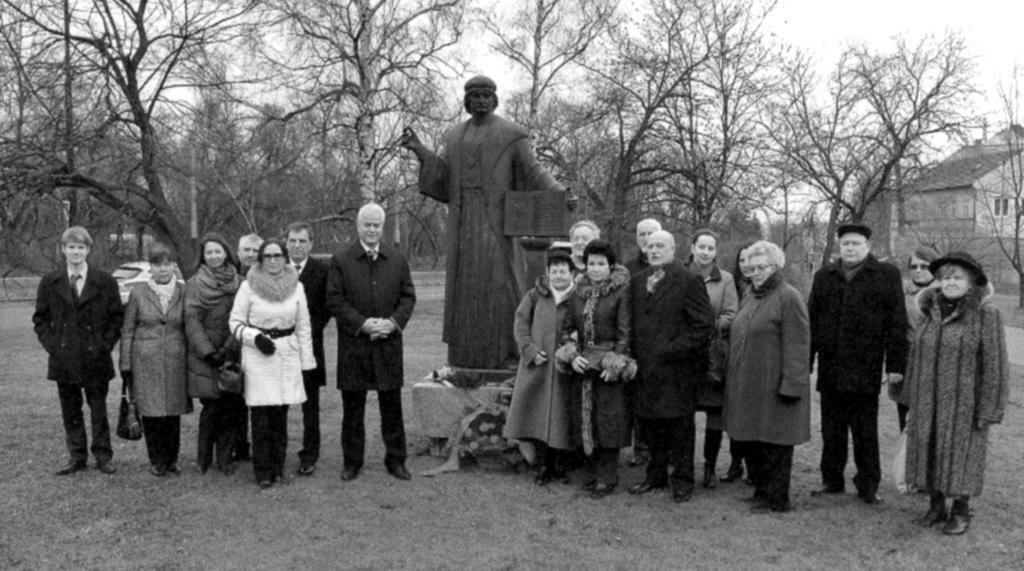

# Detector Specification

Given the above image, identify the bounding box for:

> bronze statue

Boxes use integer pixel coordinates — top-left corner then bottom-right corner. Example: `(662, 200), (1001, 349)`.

(401, 76), (567, 370)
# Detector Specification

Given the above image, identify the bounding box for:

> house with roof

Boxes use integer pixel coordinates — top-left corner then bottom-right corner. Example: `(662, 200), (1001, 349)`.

(902, 126), (1024, 287)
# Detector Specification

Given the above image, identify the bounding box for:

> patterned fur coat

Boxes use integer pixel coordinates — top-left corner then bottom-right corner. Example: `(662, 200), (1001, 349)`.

(900, 283), (1010, 496)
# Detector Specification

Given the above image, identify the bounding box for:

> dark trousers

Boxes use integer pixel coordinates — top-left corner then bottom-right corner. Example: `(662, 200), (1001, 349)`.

(234, 404), (251, 459)
(820, 390), (880, 493)
(747, 441), (794, 509)
(583, 447), (620, 486)
(251, 405), (289, 481)
(341, 388), (407, 470)
(57, 382), (112, 464)
(141, 416), (181, 467)
(298, 371), (321, 466)
(197, 394), (245, 470)
(639, 415), (695, 492)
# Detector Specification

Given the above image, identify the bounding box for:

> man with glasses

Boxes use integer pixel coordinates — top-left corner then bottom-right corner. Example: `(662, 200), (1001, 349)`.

(808, 223), (908, 505)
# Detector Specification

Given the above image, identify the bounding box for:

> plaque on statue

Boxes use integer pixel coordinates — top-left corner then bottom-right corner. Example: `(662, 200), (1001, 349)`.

(503, 191), (569, 237)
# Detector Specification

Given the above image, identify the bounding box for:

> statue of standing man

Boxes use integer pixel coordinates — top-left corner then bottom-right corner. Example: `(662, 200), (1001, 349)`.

(401, 76), (567, 370)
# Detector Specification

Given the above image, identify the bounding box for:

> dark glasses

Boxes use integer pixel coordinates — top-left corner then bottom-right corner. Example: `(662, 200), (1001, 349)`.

(263, 253), (285, 259)
(909, 264), (929, 270)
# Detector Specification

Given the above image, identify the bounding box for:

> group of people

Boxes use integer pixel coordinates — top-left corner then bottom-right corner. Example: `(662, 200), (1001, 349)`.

(503, 218), (1009, 535)
(33, 203), (416, 489)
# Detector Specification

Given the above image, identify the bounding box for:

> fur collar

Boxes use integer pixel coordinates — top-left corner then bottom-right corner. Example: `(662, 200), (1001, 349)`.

(917, 282), (994, 322)
(574, 264), (630, 299)
(246, 264), (299, 302)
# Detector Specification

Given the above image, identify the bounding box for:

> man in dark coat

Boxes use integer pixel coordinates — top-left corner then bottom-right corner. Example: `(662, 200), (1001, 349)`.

(287, 222), (331, 476)
(32, 226), (125, 475)
(808, 223), (908, 504)
(624, 218), (661, 276)
(326, 203), (416, 481)
(628, 230), (714, 502)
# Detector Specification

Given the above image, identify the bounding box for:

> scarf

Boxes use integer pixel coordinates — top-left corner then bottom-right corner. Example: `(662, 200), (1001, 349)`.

(246, 264), (299, 302)
(147, 279), (177, 313)
(193, 263), (240, 309)
(751, 271), (782, 298)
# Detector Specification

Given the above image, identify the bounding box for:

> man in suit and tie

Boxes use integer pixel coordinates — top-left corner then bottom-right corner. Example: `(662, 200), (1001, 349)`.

(286, 222), (332, 476)
(628, 230), (713, 502)
(32, 226), (125, 475)
(327, 203), (416, 481)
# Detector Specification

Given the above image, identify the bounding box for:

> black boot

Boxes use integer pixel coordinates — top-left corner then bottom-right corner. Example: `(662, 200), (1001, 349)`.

(943, 497), (971, 535)
(914, 491), (947, 527)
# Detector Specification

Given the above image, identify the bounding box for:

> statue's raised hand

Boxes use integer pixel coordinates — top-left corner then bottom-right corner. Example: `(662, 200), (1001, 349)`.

(400, 127), (422, 151)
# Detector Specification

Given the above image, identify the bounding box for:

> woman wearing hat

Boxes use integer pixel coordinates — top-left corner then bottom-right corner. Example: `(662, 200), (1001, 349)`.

(504, 249), (576, 485)
(899, 252), (1010, 535)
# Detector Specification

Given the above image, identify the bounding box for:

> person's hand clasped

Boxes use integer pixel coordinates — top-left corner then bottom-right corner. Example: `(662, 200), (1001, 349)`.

(363, 318), (395, 341)
(533, 351), (548, 366)
(571, 355), (588, 374)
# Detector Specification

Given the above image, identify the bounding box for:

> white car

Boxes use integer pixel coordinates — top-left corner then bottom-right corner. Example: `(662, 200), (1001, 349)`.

(112, 261), (183, 304)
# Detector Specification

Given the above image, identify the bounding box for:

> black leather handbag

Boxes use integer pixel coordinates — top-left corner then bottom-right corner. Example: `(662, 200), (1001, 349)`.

(116, 377), (143, 441)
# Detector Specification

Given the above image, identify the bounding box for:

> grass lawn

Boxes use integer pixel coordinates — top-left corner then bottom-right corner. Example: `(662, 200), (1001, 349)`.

(2, 292), (1023, 570)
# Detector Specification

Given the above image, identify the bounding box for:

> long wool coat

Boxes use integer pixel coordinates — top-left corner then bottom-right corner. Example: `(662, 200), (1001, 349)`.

(503, 279), (574, 449)
(32, 268), (124, 386)
(184, 271), (240, 399)
(560, 264), (632, 449)
(326, 242), (416, 392)
(724, 273), (811, 446)
(630, 260), (714, 418)
(690, 264), (738, 410)
(900, 285), (1009, 496)
(416, 113), (565, 369)
(808, 254), (909, 394)
(119, 282), (190, 417)
(230, 266), (315, 406)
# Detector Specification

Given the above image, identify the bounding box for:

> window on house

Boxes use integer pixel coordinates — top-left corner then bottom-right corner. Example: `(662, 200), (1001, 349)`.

(994, 198), (1010, 216)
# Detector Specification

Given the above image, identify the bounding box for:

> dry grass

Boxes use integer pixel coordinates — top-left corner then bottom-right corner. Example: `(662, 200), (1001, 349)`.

(2, 293), (1024, 570)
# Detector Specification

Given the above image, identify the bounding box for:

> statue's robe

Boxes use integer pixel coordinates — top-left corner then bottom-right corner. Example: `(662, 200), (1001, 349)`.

(417, 113), (564, 369)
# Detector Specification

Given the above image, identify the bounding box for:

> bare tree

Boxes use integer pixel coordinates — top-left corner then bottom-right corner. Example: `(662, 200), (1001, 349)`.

(2, 0), (260, 269)
(769, 33), (977, 264)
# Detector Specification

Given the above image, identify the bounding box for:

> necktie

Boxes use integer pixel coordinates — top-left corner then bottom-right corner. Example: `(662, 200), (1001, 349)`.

(294, 263), (302, 274)
(70, 274), (82, 301)
(646, 268), (665, 294)
(368, 250), (377, 262)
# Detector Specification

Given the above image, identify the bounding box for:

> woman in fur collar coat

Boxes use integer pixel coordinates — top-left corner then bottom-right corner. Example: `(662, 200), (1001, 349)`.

(900, 252), (1009, 535)
(230, 238), (316, 488)
(556, 240), (634, 499)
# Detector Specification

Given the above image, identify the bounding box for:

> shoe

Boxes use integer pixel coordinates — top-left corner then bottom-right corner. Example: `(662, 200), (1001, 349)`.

(628, 481), (667, 495)
(341, 466), (361, 481)
(297, 463), (316, 476)
(721, 463), (744, 483)
(859, 490), (883, 505)
(914, 507), (948, 527)
(942, 514), (970, 535)
(672, 488), (693, 503)
(149, 464), (168, 477)
(387, 464), (412, 481)
(581, 480), (597, 492)
(750, 501), (792, 514)
(590, 483), (616, 499)
(271, 473), (291, 486)
(534, 466), (554, 486)
(55, 460), (88, 476)
(810, 485), (844, 497)
(166, 463), (180, 475)
(703, 465), (719, 489)
(219, 462), (236, 476)
(96, 462), (117, 475)
(258, 479), (272, 489)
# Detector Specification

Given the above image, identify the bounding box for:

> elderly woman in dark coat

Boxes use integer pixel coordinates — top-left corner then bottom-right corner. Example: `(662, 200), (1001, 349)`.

(504, 249), (576, 485)
(556, 240), (634, 499)
(185, 232), (245, 475)
(119, 244), (190, 476)
(899, 252), (1009, 536)
(687, 229), (738, 489)
(725, 240), (810, 513)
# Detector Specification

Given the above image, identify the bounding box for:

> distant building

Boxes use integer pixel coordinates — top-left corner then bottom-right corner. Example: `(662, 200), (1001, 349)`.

(902, 126), (1024, 287)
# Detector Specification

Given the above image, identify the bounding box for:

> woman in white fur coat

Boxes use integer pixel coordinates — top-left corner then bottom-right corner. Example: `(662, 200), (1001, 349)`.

(230, 238), (315, 488)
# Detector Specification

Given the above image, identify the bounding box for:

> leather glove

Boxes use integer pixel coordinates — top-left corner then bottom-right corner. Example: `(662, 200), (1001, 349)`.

(254, 334), (276, 356)
(203, 352), (225, 367)
(778, 394), (801, 404)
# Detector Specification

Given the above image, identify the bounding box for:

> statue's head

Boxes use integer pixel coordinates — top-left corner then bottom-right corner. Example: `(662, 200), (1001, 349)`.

(463, 75), (498, 118)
